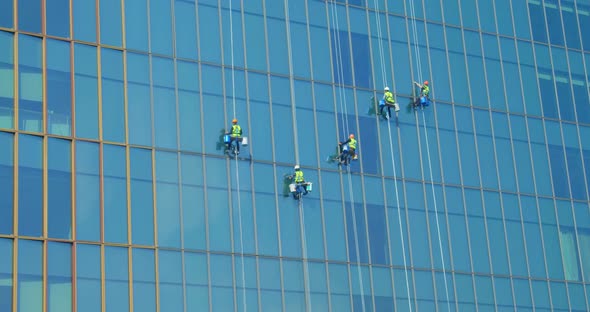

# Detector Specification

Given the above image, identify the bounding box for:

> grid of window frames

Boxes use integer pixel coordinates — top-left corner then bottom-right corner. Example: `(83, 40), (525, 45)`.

(1, 0), (590, 311)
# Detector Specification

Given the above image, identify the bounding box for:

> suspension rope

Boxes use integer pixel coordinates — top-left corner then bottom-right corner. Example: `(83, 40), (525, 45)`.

(227, 1), (247, 311)
(284, 0), (312, 310)
(370, 1), (413, 311)
(406, 1), (451, 309)
(328, 1), (366, 310)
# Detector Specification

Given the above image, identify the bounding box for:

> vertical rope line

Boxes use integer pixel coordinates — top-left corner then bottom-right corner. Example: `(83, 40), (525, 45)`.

(228, 1), (247, 311)
(370, 1), (413, 310)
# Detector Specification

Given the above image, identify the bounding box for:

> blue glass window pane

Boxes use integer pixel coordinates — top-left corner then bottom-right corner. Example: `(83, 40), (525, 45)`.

(48, 138), (72, 239)
(101, 49), (125, 143)
(488, 219), (509, 276)
(132, 248), (156, 312)
(532, 280), (551, 309)
(126, 53), (152, 146)
(568, 282), (586, 311)
(105, 246), (129, 311)
(367, 202), (389, 265)
(75, 142), (100, 241)
(158, 250), (183, 311)
(524, 222), (546, 278)
(512, 0), (530, 39)
(18, 0), (41, 33)
(150, 0), (173, 56)
(210, 255), (234, 312)
(18, 134), (42, 237)
(477, 0), (496, 33)
(351, 32), (372, 89)
(408, 207), (431, 268)
(428, 46), (451, 102)
(18, 35), (42, 132)
(268, 19), (289, 76)
(0, 238), (12, 311)
(177, 61), (200, 152)
(100, 0), (122, 47)
(206, 183), (231, 248)
(103, 144), (127, 243)
(125, 0), (148, 51)
(565, 148), (587, 201)
(244, 13), (267, 72)
(76, 244), (101, 312)
(156, 152), (181, 248)
(543, 223), (565, 279)
(560, 0), (581, 50)
(180, 154), (205, 250)
(283, 260), (306, 310)
(528, 1), (548, 43)
(549, 145), (570, 198)
(46, 0), (70, 38)
(73, 0), (96, 42)
(255, 191), (279, 256)
(221, 8), (245, 69)
(544, 0), (564, 46)
(460, 0), (478, 29)
(580, 4), (590, 51)
(513, 278), (532, 308)
(0, 132), (13, 234)
(259, 258), (282, 308)
(152, 57), (177, 149)
(309, 25), (332, 83)
(550, 282), (569, 310)
(446, 27), (470, 106)
(185, 252), (209, 310)
(290, 23), (311, 79)
(174, 1), (197, 60)
(0, 0), (12, 28)
(74, 44), (99, 139)
(449, 214), (471, 272)
(469, 216), (491, 273)
(331, 29), (353, 86)
(295, 108), (317, 168)
(0, 31), (14, 129)
(18, 240), (42, 311)
(47, 242), (72, 312)
(46, 39), (72, 136)
(494, 0), (513, 36)
(130, 148), (154, 245)
(198, 4), (221, 63)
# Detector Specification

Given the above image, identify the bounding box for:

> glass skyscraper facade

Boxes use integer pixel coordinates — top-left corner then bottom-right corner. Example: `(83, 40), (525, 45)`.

(1, 0), (590, 311)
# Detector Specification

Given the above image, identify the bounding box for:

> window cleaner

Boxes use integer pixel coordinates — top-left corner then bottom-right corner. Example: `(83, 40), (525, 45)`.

(413, 81), (430, 110)
(223, 118), (248, 156)
(336, 134), (358, 166)
(379, 86), (400, 124)
(286, 165), (312, 200)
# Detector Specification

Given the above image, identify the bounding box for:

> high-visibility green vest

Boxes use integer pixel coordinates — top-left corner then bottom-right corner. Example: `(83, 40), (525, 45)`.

(422, 86), (430, 97)
(349, 138), (357, 149)
(231, 125), (242, 137)
(384, 91), (395, 104)
(295, 170), (304, 183)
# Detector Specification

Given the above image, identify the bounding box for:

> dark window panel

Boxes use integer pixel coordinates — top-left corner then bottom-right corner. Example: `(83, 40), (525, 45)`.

(100, 0), (123, 47)
(74, 44), (99, 139)
(0, 0), (13, 29)
(18, 134), (43, 237)
(47, 138), (72, 239)
(560, 0), (581, 49)
(101, 49), (125, 143)
(0, 31), (14, 129)
(46, 39), (72, 136)
(0, 238), (12, 311)
(528, 1), (548, 43)
(73, 0), (96, 42)
(75, 142), (100, 241)
(103, 144), (127, 243)
(0, 132), (13, 234)
(18, 0), (41, 33)
(18, 34), (43, 133)
(46, 0), (70, 38)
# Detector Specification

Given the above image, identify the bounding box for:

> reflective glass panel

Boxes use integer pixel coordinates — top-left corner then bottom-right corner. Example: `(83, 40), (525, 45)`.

(0, 132), (13, 234)
(101, 48), (125, 143)
(0, 238), (12, 311)
(76, 244), (101, 312)
(105, 246), (129, 310)
(75, 142), (100, 241)
(46, 39), (72, 136)
(48, 138), (72, 239)
(18, 0), (41, 33)
(46, 0), (70, 38)
(131, 148), (154, 245)
(18, 240), (42, 310)
(103, 144), (128, 243)
(18, 34), (43, 132)
(73, 0), (96, 42)
(0, 0), (12, 28)
(132, 248), (156, 312)
(47, 242), (72, 312)
(18, 134), (42, 237)
(0, 31), (14, 129)
(100, 0), (123, 47)
(74, 44), (99, 139)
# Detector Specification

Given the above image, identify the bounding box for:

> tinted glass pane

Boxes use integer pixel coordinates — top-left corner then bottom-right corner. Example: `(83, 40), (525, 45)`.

(100, 0), (123, 46)
(48, 138), (72, 239)
(18, 240), (42, 311)
(131, 148), (154, 245)
(75, 142), (100, 241)
(132, 248), (156, 312)
(528, 1), (548, 43)
(150, 0), (173, 56)
(76, 244), (101, 312)
(0, 31), (14, 129)
(101, 49), (125, 143)
(46, 39), (72, 136)
(152, 57), (177, 149)
(46, 0), (70, 38)
(175, 1), (197, 60)
(185, 252), (209, 311)
(73, 0), (96, 42)
(0, 132), (13, 234)
(103, 144), (128, 243)
(0, 0), (12, 28)
(126, 53), (152, 146)
(156, 152), (181, 248)
(125, 0), (148, 51)
(158, 250), (184, 311)
(18, 0), (41, 33)
(105, 247), (129, 310)
(0, 238), (12, 310)
(47, 242), (72, 312)
(18, 34), (43, 132)
(74, 44), (99, 139)
(18, 134), (42, 237)
(198, 4), (220, 63)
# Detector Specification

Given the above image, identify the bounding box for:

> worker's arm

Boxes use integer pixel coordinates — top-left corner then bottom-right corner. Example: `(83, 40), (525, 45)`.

(413, 81), (422, 88)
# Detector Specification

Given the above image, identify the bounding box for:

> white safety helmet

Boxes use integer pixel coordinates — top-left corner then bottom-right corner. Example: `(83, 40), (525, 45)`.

(294, 165), (300, 170)
(384, 86), (390, 91)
